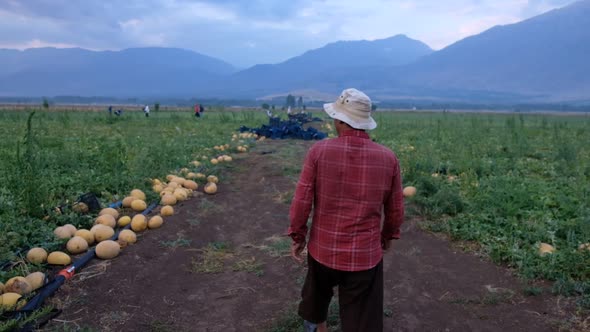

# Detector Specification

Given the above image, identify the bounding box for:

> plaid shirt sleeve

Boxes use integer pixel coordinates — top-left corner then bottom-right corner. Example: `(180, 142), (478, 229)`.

(381, 157), (404, 240)
(287, 145), (317, 243)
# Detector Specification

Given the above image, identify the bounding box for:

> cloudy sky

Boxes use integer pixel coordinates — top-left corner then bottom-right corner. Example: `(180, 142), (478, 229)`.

(0, 0), (576, 68)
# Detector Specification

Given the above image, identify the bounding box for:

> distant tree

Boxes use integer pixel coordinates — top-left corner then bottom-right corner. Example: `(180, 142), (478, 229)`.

(154, 103), (160, 112)
(371, 104), (378, 111)
(42, 98), (49, 109)
(285, 94), (296, 108)
(297, 96), (303, 109)
(261, 103), (270, 110)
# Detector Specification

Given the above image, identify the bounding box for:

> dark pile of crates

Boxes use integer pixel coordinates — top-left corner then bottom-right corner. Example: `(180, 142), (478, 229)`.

(239, 113), (327, 140)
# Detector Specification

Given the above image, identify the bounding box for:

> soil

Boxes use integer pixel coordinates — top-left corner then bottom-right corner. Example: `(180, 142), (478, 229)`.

(43, 139), (575, 332)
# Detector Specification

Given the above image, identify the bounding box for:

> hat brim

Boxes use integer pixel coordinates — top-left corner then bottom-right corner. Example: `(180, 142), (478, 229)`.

(323, 103), (377, 130)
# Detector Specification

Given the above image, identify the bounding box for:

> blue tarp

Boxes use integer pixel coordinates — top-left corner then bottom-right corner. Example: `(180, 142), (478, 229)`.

(240, 113), (327, 140)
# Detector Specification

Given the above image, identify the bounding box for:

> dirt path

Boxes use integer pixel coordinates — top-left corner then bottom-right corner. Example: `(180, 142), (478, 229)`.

(45, 139), (569, 332)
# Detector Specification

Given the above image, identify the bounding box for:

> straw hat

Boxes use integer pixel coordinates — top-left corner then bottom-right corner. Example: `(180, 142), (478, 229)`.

(323, 88), (377, 130)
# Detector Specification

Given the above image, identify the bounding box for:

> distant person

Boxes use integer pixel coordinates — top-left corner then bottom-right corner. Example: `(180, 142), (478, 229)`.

(108, 105), (113, 115)
(288, 88), (404, 332)
(195, 104), (201, 118)
(115, 109), (123, 116)
(287, 106), (292, 115)
(199, 104), (204, 116)
(144, 105), (150, 117)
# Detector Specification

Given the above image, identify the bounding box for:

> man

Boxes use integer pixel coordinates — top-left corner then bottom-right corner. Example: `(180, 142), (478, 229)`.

(288, 88), (404, 332)
(195, 103), (201, 118)
(144, 105), (150, 117)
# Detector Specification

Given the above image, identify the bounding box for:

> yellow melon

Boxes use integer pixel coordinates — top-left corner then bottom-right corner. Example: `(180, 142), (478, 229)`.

(152, 178), (162, 185)
(191, 161), (201, 167)
(131, 199), (147, 212)
(0, 293), (25, 310)
(118, 229), (137, 244)
(166, 174), (175, 181)
(184, 180), (198, 190)
(95, 240), (120, 259)
(91, 224), (115, 242)
(72, 202), (89, 214)
(4, 277), (32, 295)
(161, 194), (177, 206)
(204, 182), (218, 195)
(167, 182), (179, 189)
(210, 158), (219, 165)
(187, 172), (197, 179)
(538, 243), (556, 256)
(130, 189), (146, 201)
(47, 251), (71, 265)
(196, 173), (206, 179)
(403, 186), (417, 198)
(173, 189), (188, 201)
(148, 216), (164, 229)
(161, 205), (174, 216)
(26, 248), (48, 264)
(122, 196), (136, 208)
(99, 207), (119, 219)
(67, 236), (89, 254)
(153, 184), (164, 193)
(25, 272), (45, 291)
(578, 243), (590, 251)
(131, 214), (148, 232)
(74, 229), (95, 245)
(223, 155), (232, 162)
(118, 215), (131, 227)
(53, 226), (72, 240)
(207, 175), (218, 183)
(95, 214), (116, 228)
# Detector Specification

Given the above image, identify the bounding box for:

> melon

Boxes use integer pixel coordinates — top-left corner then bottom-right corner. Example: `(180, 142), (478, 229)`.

(95, 240), (120, 259)
(72, 202), (89, 214)
(91, 224), (115, 242)
(26, 248), (48, 264)
(207, 175), (218, 183)
(204, 182), (218, 195)
(74, 229), (95, 245)
(0, 281), (3, 294)
(0, 293), (25, 310)
(118, 229), (137, 244)
(403, 186), (417, 198)
(161, 194), (177, 206)
(4, 277), (32, 295)
(166, 174), (175, 181)
(173, 189), (188, 201)
(216, 156), (224, 162)
(53, 226), (72, 240)
(187, 172), (197, 179)
(180, 167), (189, 174)
(148, 216), (164, 229)
(210, 158), (219, 165)
(131, 214), (148, 232)
(223, 155), (232, 162)
(161, 205), (174, 216)
(25, 272), (45, 291)
(95, 214), (116, 228)
(152, 178), (162, 185)
(184, 180), (198, 190)
(153, 184), (164, 193)
(131, 199), (147, 212)
(191, 161), (201, 167)
(47, 251), (71, 265)
(538, 243), (556, 256)
(67, 236), (89, 254)
(578, 243), (590, 251)
(99, 207), (119, 219)
(167, 182), (179, 189)
(122, 196), (136, 208)
(130, 189), (146, 201)
(196, 173), (206, 179)
(63, 224), (77, 236)
(118, 216), (131, 227)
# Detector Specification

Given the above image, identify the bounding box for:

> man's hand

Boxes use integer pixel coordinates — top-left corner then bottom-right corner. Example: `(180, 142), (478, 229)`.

(291, 240), (306, 264)
(382, 238), (393, 251)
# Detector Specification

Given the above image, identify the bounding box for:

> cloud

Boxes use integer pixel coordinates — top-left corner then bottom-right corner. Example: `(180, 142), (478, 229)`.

(0, 0), (577, 67)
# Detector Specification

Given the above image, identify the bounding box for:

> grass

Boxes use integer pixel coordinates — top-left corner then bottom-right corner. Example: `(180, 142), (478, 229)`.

(261, 236), (292, 257)
(232, 256), (265, 276)
(190, 242), (233, 274)
(160, 233), (192, 249)
(266, 301), (340, 332)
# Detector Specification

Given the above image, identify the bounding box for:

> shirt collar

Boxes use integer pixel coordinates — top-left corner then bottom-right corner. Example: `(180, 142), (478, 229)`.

(340, 129), (370, 139)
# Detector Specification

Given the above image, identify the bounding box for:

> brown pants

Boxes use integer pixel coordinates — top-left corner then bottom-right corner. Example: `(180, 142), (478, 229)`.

(298, 254), (384, 332)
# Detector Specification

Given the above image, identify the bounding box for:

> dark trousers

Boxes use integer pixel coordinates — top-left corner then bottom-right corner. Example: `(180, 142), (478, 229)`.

(299, 254), (384, 332)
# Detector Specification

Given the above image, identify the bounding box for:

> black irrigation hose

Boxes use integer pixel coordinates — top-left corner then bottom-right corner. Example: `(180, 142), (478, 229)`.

(9, 201), (159, 331)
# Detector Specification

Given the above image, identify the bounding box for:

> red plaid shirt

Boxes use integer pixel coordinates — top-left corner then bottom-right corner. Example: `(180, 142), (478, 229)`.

(288, 130), (404, 271)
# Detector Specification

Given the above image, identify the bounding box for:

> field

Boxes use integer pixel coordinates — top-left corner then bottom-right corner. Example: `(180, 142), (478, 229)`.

(0, 108), (589, 331)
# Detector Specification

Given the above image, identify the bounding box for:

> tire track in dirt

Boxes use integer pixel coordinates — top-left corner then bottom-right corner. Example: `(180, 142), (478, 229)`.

(45, 139), (567, 331)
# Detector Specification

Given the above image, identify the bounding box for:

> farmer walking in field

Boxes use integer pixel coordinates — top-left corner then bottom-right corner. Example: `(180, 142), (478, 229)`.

(288, 88), (404, 332)
(144, 104), (150, 117)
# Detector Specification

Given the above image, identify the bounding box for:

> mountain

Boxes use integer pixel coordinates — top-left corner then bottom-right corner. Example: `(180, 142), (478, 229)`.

(214, 35), (433, 98)
(354, 0), (590, 102)
(0, 47), (236, 97)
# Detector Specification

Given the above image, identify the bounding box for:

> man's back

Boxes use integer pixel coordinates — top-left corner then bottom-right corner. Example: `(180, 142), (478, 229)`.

(290, 130), (403, 271)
